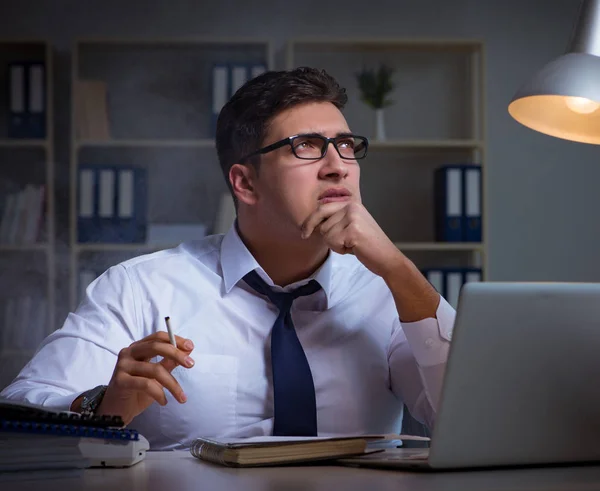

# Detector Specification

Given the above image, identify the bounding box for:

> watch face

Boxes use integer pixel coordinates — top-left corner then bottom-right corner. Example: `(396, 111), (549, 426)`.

(82, 385), (107, 411)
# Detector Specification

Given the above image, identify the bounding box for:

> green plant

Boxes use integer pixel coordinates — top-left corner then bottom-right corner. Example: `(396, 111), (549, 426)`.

(355, 64), (395, 109)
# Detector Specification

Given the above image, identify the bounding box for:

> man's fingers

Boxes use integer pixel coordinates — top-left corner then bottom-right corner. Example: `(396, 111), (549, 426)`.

(114, 373), (169, 406)
(130, 331), (194, 352)
(125, 360), (187, 403)
(321, 217), (354, 254)
(317, 208), (347, 236)
(160, 357), (180, 373)
(128, 340), (195, 368)
(302, 202), (348, 238)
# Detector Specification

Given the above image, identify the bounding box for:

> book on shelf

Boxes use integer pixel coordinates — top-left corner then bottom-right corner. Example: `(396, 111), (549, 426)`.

(189, 433), (430, 468)
(75, 79), (110, 140)
(0, 183), (46, 245)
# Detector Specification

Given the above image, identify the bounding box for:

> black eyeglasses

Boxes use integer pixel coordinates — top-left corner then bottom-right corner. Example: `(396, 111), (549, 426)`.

(240, 133), (369, 162)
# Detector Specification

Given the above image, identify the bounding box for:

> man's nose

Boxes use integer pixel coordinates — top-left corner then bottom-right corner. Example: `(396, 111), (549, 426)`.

(319, 142), (348, 178)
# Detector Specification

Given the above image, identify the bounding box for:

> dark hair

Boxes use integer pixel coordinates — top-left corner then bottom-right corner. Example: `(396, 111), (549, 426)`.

(215, 67), (348, 197)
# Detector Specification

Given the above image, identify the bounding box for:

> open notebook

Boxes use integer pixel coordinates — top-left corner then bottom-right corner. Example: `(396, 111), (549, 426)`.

(189, 434), (430, 467)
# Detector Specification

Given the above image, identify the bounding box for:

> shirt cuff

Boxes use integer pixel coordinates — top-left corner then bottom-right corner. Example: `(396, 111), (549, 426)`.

(39, 392), (83, 413)
(401, 295), (456, 367)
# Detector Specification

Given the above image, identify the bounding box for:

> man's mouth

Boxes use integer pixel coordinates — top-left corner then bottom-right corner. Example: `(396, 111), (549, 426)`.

(318, 188), (352, 203)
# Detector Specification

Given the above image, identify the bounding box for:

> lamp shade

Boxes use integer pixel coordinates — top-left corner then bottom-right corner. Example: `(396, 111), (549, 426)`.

(508, 0), (600, 143)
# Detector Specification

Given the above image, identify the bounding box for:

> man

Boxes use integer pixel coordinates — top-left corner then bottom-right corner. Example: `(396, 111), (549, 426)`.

(1, 67), (455, 450)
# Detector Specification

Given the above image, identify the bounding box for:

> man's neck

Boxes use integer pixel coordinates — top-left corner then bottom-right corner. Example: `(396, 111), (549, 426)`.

(236, 220), (328, 287)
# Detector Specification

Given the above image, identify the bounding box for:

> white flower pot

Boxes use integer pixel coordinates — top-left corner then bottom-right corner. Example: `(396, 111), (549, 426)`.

(375, 108), (386, 141)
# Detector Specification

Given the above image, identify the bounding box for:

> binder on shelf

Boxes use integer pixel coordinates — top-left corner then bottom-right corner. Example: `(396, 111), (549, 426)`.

(231, 64), (249, 95)
(211, 64), (229, 136)
(422, 269), (444, 294)
(463, 267), (483, 284)
(421, 267), (483, 309)
(98, 169), (115, 218)
(434, 164), (483, 243)
(210, 62), (268, 135)
(8, 63), (26, 138)
(434, 165), (464, 242)
(464, 165), (482, 242)
(445, 269), (463, 309)
(78, 165), (147, 243)
(27, 63), (46, 138)
(7, 62), (46, 139)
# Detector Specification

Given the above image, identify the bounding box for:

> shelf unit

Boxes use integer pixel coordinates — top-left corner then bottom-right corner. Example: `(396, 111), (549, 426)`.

(69, 38), (274, 310)
(287, 37), (487, 278)
(0, 40), (55, 389)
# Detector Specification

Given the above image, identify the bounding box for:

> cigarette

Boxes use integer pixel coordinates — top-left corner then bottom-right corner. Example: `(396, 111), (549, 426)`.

(164, 316), (177, 348)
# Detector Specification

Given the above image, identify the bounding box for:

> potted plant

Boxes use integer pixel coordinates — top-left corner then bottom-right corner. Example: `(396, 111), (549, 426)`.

(355, 64), (395, 140)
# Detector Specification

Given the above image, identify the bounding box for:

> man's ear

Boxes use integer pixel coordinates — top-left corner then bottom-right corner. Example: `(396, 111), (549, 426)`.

(229, 163), (258, 206)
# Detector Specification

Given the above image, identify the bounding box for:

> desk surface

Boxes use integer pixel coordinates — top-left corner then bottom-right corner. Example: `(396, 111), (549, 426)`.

(6, 451), (600, 491)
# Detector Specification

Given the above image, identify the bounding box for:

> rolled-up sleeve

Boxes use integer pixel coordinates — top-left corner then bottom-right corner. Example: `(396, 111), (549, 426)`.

(388, 296), (456, 429)
(0, 264), (139, 411)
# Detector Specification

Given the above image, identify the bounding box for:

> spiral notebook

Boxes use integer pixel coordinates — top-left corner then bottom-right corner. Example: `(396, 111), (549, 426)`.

(0, 399), (149, 471)
(0, 397), (124, 428)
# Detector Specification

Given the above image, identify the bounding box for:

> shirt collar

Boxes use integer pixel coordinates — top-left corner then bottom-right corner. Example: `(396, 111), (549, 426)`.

(220, 223), (334, 307)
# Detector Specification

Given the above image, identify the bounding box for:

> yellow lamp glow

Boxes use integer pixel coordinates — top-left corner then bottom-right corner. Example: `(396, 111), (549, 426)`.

(509, 0), (600, 143)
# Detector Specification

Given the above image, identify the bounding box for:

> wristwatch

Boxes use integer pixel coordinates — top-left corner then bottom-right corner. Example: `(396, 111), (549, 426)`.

(79, 385), (108, 417)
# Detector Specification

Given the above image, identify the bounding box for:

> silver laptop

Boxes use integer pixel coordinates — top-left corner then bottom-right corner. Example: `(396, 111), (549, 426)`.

(341, 282), (600, 470)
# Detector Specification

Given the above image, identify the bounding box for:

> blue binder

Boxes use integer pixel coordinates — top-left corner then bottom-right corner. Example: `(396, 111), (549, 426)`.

(26, 62), (46, 138)
(211, 64), (230, 137)
(7, 62), (46, 139)
(464, 165), (482, 242)
(78, 165), (147, 243)
(434, 165), (466, 242)
(210, 62), (268, 136)
(421, 267), (483, 309)
(462, 267), (483, 284)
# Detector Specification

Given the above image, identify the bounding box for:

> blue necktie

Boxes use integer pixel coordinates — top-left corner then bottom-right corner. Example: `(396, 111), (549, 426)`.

(243, 270), (321, 436)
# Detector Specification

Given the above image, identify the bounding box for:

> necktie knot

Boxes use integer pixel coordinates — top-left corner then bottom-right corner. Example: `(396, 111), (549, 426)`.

(243, 271), (321, 313)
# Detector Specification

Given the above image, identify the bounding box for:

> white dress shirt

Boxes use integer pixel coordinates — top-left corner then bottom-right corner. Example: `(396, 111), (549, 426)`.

(1, 225), (455, 450)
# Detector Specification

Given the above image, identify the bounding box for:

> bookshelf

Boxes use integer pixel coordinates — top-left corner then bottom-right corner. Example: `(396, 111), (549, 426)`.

(0, 40), (55, 388)
(287, 38), (487, 289)
(69, 38), (274, 310)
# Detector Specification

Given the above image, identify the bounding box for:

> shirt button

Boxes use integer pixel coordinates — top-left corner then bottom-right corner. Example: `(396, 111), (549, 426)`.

(425, 338), (434, 348)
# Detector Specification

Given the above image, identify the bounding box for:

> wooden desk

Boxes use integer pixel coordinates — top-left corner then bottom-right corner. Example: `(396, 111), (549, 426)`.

(6, 451), (600, 491)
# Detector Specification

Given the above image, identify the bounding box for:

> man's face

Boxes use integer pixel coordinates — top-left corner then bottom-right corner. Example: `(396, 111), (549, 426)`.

(251, 101), (362, 239)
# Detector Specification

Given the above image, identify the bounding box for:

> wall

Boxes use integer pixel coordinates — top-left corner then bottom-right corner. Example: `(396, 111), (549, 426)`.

(0, 0), (595, 292)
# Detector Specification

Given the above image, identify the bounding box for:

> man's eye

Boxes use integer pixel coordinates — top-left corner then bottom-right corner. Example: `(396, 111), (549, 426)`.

(338, 139), (354, 149)
(294, 139), (316, 149)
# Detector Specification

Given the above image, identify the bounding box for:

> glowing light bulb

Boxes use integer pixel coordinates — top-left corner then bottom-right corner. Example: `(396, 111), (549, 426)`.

(564, 96), (600, 114)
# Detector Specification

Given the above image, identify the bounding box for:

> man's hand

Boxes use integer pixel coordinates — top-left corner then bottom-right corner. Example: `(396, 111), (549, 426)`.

(89, 332), (194, 425)
(301, 201), (404, 279)
(302, 201), (440, 322)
